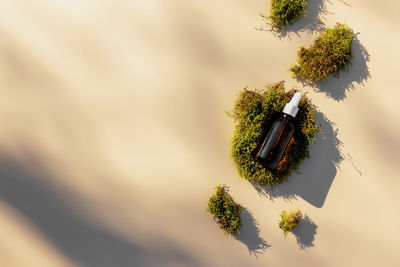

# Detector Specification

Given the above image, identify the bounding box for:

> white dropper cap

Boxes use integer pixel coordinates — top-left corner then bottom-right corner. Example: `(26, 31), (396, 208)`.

(283, 92), (301, 118)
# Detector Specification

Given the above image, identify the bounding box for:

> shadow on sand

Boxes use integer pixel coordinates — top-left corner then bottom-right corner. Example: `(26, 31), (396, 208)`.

(252, 112), (343, 208)
(0, 156), (199, 267)
(314, 36), (371, 100)
(257, 0), (329, 38)
(235, 208), (270, 257)
(293, 215), (318, 250)
(280, 0), (330, 38)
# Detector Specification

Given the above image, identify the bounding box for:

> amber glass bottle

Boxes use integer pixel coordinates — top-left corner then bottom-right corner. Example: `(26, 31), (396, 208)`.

(256, 93), (301, 169)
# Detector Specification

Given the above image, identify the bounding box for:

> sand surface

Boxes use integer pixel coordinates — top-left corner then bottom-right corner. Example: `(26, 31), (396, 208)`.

(0, 0), (399, 266)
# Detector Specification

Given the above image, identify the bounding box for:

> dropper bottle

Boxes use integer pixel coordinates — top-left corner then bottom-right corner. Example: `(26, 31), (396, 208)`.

(256, 92), (301, 169)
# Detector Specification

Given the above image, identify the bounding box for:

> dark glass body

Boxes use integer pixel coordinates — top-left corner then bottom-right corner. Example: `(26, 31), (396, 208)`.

(256, 114), (295, 169)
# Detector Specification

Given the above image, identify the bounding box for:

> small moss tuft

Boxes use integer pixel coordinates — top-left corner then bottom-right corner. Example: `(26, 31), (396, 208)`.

(262, 0), (307, 30)
(290, 23), (355, 82)
(206, 185), (242, 235)
(230, 81), (318, 186)
(279, 209), (302, 236)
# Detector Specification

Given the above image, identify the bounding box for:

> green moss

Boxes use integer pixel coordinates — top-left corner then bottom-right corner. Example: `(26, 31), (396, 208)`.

(229, 81), (318, 186)
(290, 23), (355, 82)
(279, 209), (302, 236)
(262, 0), (307, 30)
(206, 185), (242, 235)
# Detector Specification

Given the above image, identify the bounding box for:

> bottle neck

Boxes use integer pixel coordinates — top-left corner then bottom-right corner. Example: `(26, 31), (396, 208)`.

(283, 113), (294, 119)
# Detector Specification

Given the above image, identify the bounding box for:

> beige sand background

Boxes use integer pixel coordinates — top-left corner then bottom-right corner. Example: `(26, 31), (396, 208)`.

(0, 0), (399, 266)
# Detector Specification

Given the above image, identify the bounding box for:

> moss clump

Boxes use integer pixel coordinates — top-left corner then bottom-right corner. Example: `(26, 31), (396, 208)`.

(290, 23), (355, 82)
(229, 81), (318, 186)
(279, 209), (302, 236)
(206, 185), (242, 235)
(262, 0), (307, 30)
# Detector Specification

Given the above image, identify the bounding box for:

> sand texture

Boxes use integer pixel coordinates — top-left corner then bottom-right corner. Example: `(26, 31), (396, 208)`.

(0, 0), (399, 266)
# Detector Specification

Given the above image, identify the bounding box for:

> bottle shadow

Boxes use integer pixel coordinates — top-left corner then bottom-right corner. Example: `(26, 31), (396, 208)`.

(313, 36), (371, 100)
(234, 208), (271, 257)
(252, 112), (343, 208)
(293, 215), (318, 250)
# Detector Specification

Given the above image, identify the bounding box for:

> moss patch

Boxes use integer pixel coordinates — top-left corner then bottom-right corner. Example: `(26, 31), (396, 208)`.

(206, 185), (242, 235)
(290, 23), (355, 82)
(229, 81), (318, 186)
(279, 209), (302, 236)
(262, 0), (307, 30)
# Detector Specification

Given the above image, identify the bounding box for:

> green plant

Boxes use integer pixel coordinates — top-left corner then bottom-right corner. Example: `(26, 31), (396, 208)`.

(262, 0), (307, 30)
(279, 209), (302, 236)
(229, 81), (318, 186)
(290, 23), (355, 82)
(206, 185), (242, 235)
